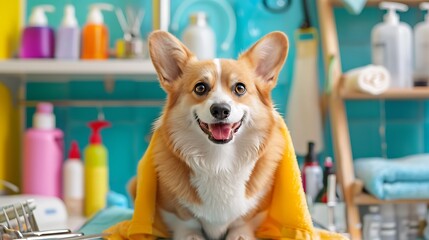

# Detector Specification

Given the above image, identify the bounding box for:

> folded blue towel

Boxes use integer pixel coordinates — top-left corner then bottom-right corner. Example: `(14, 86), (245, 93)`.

(79, 207), (133, 235)
(354, 154), (429, 200)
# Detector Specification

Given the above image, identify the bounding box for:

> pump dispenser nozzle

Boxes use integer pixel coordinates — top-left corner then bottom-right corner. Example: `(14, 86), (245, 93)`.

(88, 120), (110, 144)
(380, 2), (408, 25)
(62, 4), (78, 27)
(87, 3), (114, 24)
(29, 5), (55, 26)
(420, 2), (429, 21)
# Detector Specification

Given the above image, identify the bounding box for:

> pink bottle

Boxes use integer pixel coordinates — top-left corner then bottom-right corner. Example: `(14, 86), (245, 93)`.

(23, 102), (64, 198)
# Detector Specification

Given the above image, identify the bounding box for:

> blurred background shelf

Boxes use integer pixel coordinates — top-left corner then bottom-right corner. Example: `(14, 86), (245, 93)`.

(0, 59), (157, 81)
(354, 193), (429, 205)
(341, 88), (429, 100)
(330, 0), (424, 6)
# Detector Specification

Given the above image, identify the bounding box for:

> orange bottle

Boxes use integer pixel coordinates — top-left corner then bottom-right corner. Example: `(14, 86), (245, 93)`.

(81, 4), (113, 59)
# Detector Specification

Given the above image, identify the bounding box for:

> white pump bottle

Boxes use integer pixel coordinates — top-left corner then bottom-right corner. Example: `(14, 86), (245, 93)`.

(371, 2), (412, 88)
(414, 3), (429, 83)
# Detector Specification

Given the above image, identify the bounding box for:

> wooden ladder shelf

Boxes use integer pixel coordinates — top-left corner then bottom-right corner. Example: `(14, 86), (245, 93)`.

(317, 0), (429, 239)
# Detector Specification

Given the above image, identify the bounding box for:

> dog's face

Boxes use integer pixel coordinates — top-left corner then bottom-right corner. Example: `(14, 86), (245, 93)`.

(149, 31), (288, 149)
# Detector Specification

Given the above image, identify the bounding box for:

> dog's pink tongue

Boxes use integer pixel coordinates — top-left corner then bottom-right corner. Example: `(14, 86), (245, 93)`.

(209, 123), (232, 140)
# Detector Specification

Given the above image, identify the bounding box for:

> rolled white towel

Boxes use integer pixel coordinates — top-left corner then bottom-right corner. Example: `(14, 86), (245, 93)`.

(343, 65), (391, 95)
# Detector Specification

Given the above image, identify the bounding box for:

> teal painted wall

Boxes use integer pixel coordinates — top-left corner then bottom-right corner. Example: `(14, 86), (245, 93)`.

(23, 0), (429, 197)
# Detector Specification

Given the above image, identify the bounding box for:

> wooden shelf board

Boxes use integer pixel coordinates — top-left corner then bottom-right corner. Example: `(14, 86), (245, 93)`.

(354, 193), (429, 205)
(341, 88), (429, 99)
(0, 59), (157, 81)
(331, 0), (424, 6)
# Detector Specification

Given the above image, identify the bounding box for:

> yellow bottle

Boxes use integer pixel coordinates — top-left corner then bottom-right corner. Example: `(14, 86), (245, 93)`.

(84, 120), (110, 217)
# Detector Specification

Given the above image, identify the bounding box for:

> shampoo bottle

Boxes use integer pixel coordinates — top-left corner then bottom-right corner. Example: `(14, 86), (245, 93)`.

(301, 142), (323, 202)
(182, 12), (216, 60)
(371, 2), (412, 88)
(63, 141), (84, 216)
(56, 4), (80, 59)
(414, 3), (429, 84)
(20, 5), (55, 58)
(81, 4), (113, 59)
(23, 102), (64, 198)
(363, 206), (382, 240)
(84, 120), (110, 217)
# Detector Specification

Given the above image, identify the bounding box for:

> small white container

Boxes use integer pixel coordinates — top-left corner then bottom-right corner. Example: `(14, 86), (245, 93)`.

(371, 2), (413, 88)
(63, 141), (84, 216)
(182, 12), (216, 60)
(414, 3), (429, 84)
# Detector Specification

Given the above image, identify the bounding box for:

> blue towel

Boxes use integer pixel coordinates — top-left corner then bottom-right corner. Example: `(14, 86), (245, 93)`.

(354, 154), (429, 200)
(79, 207), (133, 235)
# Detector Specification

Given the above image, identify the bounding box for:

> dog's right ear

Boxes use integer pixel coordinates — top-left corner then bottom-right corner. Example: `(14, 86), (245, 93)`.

(148, 30), (196, 90)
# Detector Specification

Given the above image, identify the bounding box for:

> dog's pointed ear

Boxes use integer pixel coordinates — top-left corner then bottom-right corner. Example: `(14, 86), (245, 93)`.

(239, 31), (288, 90)
(149, 30), (196, 90)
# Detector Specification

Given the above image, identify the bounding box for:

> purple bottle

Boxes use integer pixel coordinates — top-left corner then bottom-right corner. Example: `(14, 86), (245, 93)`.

(20, 5), (55, 59)
(55, 5), (80, 59)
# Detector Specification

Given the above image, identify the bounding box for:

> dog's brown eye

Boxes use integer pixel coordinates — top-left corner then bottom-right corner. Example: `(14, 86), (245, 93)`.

(234, 83), (246, 96)
(194, 82), (209, 95)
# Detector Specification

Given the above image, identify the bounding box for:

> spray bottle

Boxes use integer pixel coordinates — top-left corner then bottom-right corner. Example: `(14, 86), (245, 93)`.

(301, 142), (323, 202)
(371, 2), (412, 88)
(84, 120), (110, 217)
(414, 3), (429, 85)
(20, 5), (55, 58)
(81, 3), (113, 59)
(56, 4), (80, 59)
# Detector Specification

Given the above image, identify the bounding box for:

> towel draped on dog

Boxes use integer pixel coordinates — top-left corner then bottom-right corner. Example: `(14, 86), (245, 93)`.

(104, 120), (345, 240)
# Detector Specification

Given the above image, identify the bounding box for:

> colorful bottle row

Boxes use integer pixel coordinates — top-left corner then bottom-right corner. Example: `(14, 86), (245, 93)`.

(20, 4), (113, 60)
(23, 102), (111, 217)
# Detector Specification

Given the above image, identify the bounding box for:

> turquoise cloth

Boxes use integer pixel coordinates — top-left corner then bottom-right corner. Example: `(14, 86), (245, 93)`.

(341, 0), (367, 15)
(354, 154), (429, 200)
(79, 207), (133, 235)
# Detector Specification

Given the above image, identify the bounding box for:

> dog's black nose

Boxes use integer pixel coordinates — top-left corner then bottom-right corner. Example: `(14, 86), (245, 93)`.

(210, 103), (231, 120)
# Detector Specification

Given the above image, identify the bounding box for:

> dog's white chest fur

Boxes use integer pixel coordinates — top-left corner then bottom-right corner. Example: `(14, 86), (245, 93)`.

(180, 144), (261, 224)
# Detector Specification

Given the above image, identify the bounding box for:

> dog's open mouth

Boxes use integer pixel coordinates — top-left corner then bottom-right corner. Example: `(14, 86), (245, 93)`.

(196, 116), (243, 144)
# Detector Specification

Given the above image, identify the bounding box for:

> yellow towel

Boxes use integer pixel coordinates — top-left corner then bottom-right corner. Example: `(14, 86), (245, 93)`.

(105, 121), (346, 240)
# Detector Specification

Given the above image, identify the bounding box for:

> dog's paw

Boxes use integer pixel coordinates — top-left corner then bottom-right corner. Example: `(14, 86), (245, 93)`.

(184, 234), (205, 240)
(225, 233), (256, 240)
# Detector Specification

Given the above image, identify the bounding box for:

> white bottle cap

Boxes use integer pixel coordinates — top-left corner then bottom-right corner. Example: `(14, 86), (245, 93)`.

(420, 2), (429, 21)
(87, 3), (114, 24)
(368, 205), (379, 213)
(380, 2), (408, 25)
(29, 5), (55, 26)
(62, 4), (78, 27)
(33, 102), (55, 130)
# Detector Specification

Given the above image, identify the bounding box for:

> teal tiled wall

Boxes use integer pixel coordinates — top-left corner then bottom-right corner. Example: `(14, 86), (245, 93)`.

(24, 0), (429, 196)
(24, 0), (304, 196)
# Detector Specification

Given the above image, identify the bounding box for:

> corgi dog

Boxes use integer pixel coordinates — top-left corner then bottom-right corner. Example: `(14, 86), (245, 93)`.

(132, 30), (289, 240)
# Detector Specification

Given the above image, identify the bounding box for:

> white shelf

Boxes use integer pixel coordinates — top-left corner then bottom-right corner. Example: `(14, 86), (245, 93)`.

(0, 59), (158, 81)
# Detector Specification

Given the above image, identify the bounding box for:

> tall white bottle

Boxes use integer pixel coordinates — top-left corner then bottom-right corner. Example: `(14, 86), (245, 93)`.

(372, 2), (412, 88)
(414, 3), (429, 83)
(63, 141), (84, 216)
(182, 12), (216, 60)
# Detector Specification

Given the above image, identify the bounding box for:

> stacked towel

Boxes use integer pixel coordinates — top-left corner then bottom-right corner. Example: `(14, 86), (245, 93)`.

(355, 154), (429, 200)
(343, 65), (391, 95)
(103, 120), (346, 240)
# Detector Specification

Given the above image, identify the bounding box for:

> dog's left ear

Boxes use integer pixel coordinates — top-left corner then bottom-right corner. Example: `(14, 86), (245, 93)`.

(239, 31), (289, 90)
